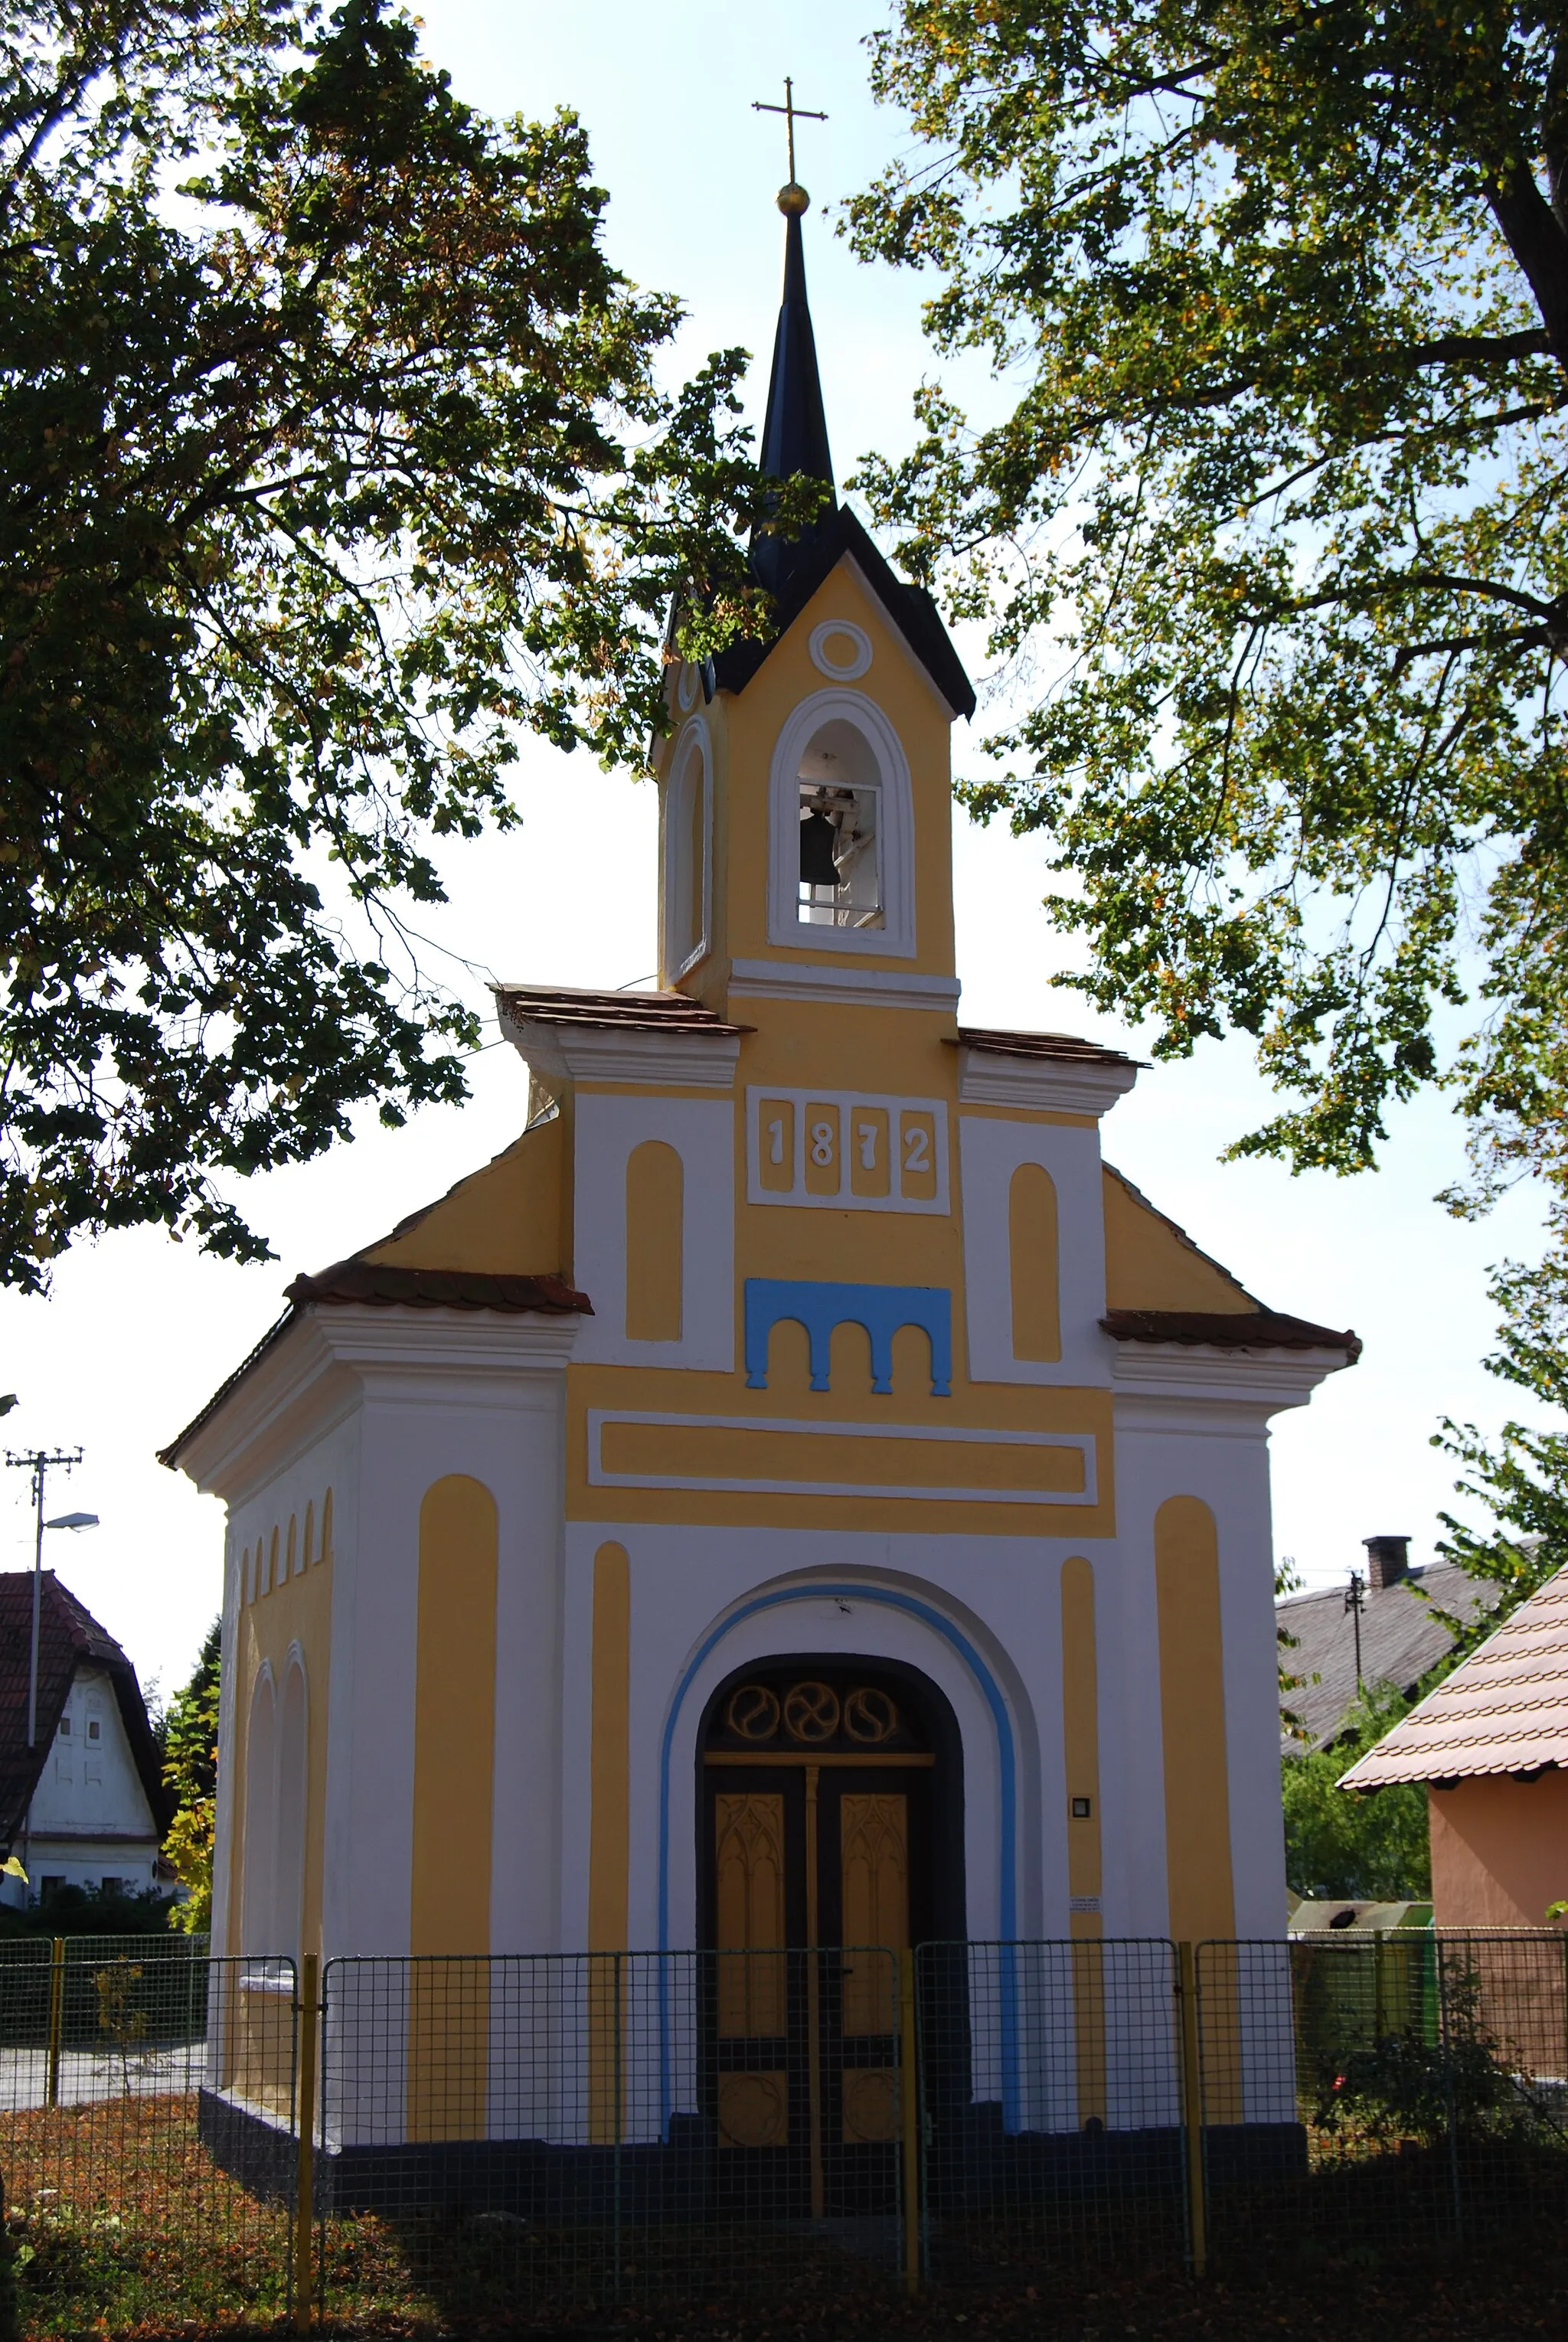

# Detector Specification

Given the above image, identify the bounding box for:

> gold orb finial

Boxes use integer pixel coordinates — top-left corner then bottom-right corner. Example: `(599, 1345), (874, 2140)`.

(777, 180), (810, 217)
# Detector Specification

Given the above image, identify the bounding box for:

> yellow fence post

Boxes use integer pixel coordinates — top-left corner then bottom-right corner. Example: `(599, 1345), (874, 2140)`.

(1177, 1941), (1207, 2278)
(900, 1952), (920, 2296)
(293, 1952), (320, 2333)
(45, 1936), (65, 2108)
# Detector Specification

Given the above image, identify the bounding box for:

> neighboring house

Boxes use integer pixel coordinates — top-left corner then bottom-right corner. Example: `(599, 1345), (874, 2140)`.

(1278, 1534), (1497, 1751)
(1339, 1563), (1568, 1927)
(0, 1572), (172, 1906)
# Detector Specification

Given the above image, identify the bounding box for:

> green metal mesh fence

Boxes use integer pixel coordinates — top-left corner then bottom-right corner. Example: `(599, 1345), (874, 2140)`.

(0, 1940), (296, 2335)
(1197, 1931), (1568, 2270)
(913, 1939), (1189, 2286)
(313, 1947), (911, 2322)
(0, 1931), (1563, 2332)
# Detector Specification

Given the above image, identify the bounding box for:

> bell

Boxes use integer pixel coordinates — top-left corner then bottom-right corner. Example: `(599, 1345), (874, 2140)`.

(799, 808), (840, 889)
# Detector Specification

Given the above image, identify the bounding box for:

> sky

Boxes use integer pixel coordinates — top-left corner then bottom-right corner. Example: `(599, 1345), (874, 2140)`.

(0, 0), (1547, 1703)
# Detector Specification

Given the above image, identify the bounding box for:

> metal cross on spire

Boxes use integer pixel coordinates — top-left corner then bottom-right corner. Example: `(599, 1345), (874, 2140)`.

(752, 77), (827, 192)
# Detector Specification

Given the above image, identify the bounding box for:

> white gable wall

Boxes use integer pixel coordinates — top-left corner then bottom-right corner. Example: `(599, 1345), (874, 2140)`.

(23, 1663), (161, 1899)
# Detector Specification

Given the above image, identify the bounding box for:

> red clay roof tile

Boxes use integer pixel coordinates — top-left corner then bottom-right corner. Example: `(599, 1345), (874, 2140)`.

(1102, 1307), (1361, 1358)
(493, 985), (748, 1036)
(1339, 1565), (1568, 1786)
(283, 1263), (591, 1315)
(951, 1027), (1142, 1068)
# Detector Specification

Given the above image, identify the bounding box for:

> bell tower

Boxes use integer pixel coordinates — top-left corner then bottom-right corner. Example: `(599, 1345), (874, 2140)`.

(655, 170), (975, 1024)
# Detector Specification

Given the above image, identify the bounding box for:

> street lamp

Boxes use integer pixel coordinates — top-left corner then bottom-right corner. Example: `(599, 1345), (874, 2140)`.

(5, 1449), (98, 1749)
(31, 1509), (99, 1749)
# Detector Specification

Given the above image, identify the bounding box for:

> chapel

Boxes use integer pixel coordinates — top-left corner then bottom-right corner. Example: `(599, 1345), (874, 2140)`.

(165, 182), (1358, 2168)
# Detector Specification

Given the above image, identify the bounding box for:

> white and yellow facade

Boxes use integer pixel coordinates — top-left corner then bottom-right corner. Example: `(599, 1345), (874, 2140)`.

(164, 207), (1357, 2154)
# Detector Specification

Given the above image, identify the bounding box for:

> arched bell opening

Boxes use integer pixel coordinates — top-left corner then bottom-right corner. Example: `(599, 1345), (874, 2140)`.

(795, 718), (884, 930)
(695, 1654), (964, 2213)
(767, 689), (916, 956)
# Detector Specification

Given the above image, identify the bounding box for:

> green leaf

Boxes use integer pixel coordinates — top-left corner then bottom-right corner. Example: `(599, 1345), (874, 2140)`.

(851, 0), (1568, 1222)
(0, 0), (781, 1285)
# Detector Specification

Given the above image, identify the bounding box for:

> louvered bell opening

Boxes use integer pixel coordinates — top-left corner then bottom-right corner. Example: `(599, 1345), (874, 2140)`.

(799, 808), (840, 890)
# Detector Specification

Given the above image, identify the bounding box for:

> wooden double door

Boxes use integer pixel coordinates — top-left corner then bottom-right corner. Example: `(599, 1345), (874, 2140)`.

(701, 1667), (935, 2215)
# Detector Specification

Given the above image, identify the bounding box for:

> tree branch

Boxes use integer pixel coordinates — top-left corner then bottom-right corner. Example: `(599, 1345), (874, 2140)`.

(1396, 329), (1553, 367)
(1392, 627), (1553, 673)
(1485, 160), (1568, 370)
(1293, 570), (1562, 623)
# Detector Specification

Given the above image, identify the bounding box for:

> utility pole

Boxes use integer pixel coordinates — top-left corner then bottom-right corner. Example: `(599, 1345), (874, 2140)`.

(1344, 1567), (1366, 1692)
(5, 1448), (82, 1746)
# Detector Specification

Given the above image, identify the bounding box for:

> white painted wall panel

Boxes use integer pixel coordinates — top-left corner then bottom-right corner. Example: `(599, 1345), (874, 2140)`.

(570, 1093), (735, 1370)
(959, 1116), (1110, 1386)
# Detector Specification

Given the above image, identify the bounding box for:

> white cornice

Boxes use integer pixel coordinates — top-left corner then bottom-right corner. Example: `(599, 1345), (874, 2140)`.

(170, 1304), (580, 1504)
(498, 1004), (740, 1090)
(957, 1048), (1138, 1118)
(727, 959), (961, 1014)
(1112, 1338), (1349, 1431)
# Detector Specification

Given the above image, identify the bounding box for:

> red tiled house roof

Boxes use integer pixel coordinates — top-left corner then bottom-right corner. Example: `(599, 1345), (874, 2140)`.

(0, 1573), (172, 1851)
(1340, 1565), (1568, 1787)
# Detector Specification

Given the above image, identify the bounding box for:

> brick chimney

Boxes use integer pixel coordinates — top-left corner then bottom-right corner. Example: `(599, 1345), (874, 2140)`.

(1363, 1534), (1410, 1591)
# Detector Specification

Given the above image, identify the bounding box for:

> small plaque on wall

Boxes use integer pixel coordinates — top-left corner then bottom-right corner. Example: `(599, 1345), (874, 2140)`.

(746, 1086), (949, 1214)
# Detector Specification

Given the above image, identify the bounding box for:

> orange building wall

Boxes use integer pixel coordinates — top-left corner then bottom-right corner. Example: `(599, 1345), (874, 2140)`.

(1427, 1772), (1568, 1929)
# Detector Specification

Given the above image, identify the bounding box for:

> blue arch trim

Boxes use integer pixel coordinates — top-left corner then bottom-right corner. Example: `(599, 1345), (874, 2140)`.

(654, 1579), (1021, 2127)
(657, 1579), (1015, 1952)
(743, 1279), (952, 1396)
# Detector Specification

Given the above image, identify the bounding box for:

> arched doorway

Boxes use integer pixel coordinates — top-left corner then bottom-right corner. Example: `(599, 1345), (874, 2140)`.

(698, 1656), (962, 2215)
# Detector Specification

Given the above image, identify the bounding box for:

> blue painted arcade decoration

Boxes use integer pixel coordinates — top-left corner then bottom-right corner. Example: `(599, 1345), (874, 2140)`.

(743, 1278), (952, 1396)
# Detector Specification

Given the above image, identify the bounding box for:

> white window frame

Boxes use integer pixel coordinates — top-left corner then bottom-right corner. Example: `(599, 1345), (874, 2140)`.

(662, 717), (712, 981)
(767, 689), (915, 959)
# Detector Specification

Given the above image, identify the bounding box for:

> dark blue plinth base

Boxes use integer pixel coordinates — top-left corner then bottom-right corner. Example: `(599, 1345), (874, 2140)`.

(200, 2087), (1308, 2225)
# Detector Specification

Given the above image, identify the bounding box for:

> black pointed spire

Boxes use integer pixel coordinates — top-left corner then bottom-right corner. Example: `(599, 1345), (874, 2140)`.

(752, 185), (835, 596)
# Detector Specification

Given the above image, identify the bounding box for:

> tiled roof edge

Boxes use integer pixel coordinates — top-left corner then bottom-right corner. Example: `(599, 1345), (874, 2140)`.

(492, 985), (749, 1037)
(952, 1027), (1143, 1070)
(161, 1260), (592, 1475)
(158, 1305), (298, 1471)
(1102, 1308), (1361, 1359)
(284, 1263), (592, 1316)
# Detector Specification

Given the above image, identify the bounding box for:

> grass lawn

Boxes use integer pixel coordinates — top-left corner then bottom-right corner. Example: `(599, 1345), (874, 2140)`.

(2, 2094), (1566, 2338)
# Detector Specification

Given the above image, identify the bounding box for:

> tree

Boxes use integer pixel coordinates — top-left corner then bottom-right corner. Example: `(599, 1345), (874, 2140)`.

(1278, 1556), (1430, 1900)
(162, 1617), (219, 1933)
(849, 0), (1568, 1225)
(1430, 1253), (1568, 1651)
(1, 0), (786, 1292)
(1276, 1555), (1312, 1741)
(1283, 1682), (1432, 1901)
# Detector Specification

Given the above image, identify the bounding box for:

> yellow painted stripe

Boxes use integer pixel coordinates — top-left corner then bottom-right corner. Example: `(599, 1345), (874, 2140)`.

(625, 1142), (684, 1341)
(588, 1542), (632, 2144)
(1060, 1557), (1103, 1921)
(588, 1543), (632, 1950)
(410, 1475), (498, 2140)
(1154, 1496), (1236, 1944)
(1060, 1557), (1106, 2127)
(1010, 1163), (1062, 1362)
(598, 1418), (1086, 1496)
